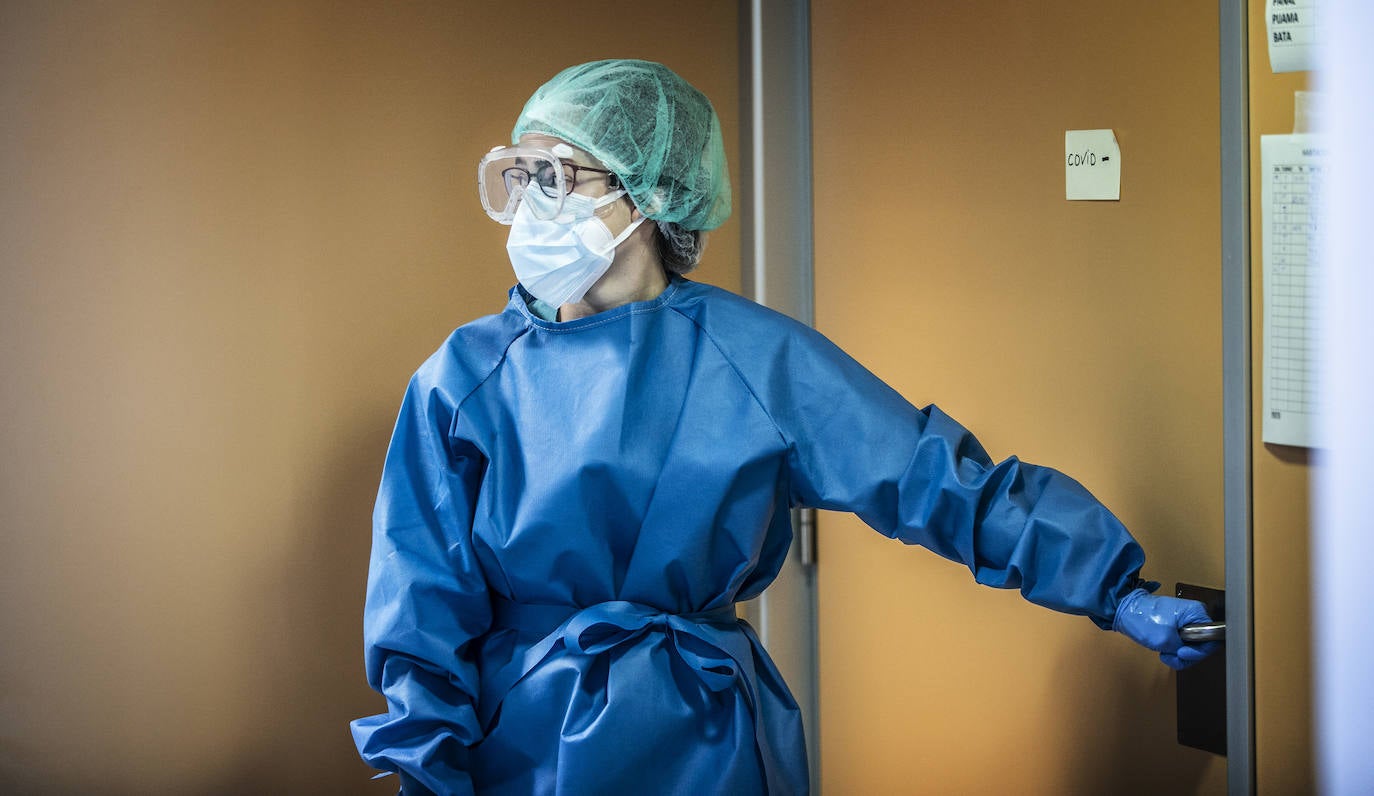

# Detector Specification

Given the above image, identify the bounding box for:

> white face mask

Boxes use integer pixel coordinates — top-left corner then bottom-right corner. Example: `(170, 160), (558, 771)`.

(505, 186), (648, 308)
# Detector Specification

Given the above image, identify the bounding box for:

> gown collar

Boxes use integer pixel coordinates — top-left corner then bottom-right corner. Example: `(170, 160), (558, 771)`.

(511, 275), (687, 331)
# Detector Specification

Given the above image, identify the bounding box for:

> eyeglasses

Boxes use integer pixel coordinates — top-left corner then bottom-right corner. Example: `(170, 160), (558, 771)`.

(478, 145), (620, 224)
(502, 161), (617, 198)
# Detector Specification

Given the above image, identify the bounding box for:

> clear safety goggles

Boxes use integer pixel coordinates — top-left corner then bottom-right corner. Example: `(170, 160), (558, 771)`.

(477, 144), (619, 224)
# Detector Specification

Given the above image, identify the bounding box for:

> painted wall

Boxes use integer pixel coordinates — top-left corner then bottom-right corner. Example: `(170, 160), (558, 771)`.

(811, 2), (1228, 792)
(1247, 0), (1314, 792)
(0, 3), (739, 793)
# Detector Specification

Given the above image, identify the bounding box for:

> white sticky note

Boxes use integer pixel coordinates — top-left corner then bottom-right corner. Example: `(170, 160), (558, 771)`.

(1065, 129), (1121, 201)
(1266, 0), (1318, 74)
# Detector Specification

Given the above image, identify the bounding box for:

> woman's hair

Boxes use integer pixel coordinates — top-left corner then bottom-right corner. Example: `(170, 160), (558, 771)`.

(654, 220), (705, 274)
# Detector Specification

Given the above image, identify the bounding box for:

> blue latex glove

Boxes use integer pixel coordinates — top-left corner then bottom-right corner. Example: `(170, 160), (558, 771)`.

(1113, 588), (1221, 670)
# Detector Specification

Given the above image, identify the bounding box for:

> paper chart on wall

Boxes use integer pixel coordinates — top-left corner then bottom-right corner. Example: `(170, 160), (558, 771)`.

(1261, 133), (1326, 449)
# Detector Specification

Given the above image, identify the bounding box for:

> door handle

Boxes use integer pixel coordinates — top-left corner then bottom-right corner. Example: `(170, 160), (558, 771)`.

(1180, 621), (1226, 643)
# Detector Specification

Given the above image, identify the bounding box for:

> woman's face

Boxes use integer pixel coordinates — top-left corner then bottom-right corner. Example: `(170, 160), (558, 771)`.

(516, 133), (638, 229)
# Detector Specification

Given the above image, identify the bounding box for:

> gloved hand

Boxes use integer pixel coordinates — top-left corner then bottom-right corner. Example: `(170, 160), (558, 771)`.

(1112, 588), (1221, 670)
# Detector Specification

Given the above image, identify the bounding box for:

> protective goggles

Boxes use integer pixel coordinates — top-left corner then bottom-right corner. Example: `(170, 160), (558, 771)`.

(477, 144), (619, 224)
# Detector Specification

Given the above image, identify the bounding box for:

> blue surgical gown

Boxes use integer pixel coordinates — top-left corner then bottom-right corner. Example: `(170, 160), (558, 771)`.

(351, 276), (1147, 795)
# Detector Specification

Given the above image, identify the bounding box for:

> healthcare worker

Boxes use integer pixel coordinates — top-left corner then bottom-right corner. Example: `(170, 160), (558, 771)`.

(351, 59), (1218, 795)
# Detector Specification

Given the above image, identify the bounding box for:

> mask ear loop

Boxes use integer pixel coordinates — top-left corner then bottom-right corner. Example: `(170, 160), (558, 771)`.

(604, 210), (649, 250)
(591, 188), (629, 209)
(601, 181), (648, 250)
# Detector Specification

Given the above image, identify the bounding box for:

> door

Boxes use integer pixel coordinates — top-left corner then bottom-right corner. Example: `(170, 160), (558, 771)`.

(810, 3), (1227, 792)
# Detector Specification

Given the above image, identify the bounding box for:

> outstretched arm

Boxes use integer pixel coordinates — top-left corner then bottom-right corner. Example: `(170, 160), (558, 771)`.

(750, 321), (1211, 664)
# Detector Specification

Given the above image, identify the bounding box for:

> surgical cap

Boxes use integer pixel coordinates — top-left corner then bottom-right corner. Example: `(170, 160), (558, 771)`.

(511, 59), (731, 231)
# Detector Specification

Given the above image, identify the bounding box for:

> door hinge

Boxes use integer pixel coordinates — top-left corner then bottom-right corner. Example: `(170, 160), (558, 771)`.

(797, 507), (817, 567)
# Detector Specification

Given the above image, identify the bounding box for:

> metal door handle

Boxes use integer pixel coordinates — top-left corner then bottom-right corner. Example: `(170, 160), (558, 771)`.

(1180, 621), (1226, 643)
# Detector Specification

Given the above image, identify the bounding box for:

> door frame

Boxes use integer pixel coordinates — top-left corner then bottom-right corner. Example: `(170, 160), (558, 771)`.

(737, 0), (821, 792)
(1220, 1), (1256, 793)
(740, 2), (1256, 793)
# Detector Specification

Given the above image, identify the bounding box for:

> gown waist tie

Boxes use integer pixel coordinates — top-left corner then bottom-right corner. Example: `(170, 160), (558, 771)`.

(480, 597), (786, 792)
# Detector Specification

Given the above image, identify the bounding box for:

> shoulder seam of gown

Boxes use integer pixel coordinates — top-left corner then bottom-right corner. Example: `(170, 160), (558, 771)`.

(666, 304), (791, 451)
(449, 322), (532, 420)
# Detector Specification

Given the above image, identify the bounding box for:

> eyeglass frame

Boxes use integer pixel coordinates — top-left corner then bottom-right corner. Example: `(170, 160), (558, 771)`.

(507, 162), (620, 196)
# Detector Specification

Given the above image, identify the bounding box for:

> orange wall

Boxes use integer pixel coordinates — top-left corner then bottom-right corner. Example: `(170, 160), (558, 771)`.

(1247, 1), (1315, 793)
(811, 2), (1227, 792)
(0, 3), (738, 793)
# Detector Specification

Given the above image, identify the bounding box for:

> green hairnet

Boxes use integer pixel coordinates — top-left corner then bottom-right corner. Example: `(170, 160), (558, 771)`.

(511, 59), (731, 231)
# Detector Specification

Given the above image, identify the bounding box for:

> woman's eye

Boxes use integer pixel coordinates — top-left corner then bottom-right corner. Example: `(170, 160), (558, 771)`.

(533, 163), (559, 189)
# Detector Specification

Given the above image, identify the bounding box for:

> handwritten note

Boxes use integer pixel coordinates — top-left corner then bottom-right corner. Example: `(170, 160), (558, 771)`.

(1065, 129), (1120, 201)
(1267, 0), (1318, 73)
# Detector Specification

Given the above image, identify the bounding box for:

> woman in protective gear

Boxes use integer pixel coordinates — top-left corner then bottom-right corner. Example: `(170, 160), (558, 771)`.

(351, 59), (1217, 795)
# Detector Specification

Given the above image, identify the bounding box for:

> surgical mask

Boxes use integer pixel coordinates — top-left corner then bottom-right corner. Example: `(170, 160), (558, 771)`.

(505, 185), (648, 308)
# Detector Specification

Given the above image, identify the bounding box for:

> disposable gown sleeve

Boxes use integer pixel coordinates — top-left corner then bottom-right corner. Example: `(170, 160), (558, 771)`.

(773, 329), (1146, 627)
(351, 371), (491, 796)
